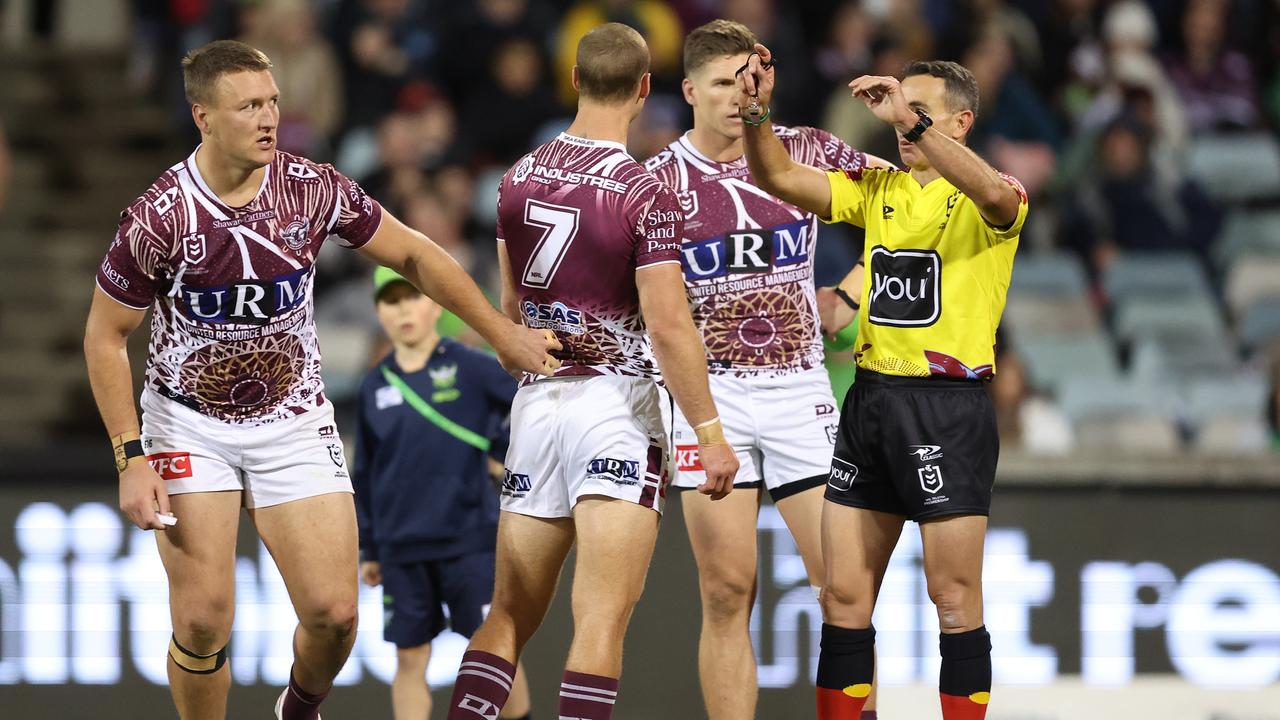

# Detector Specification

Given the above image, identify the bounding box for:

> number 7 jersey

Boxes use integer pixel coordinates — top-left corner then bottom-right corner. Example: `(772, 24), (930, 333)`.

(497, 133), (683, 380)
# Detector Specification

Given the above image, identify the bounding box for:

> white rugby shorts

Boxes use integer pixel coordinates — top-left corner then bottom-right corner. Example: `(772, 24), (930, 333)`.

(670, 366), (838, 501)
(501, 375), (671, 518)
(139, 389), (353, 509)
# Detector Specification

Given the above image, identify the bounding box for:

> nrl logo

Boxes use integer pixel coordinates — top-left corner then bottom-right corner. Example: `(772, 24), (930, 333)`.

(182, 233), (207, 264)
(677, 189), (699, 218)
(281, 216), (310, 251)
(326, 443), (345, 467)
(429, 363), (458, 389)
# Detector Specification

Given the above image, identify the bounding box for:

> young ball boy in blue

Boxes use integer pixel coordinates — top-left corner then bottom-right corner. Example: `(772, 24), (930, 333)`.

(355, 267), (532, 720)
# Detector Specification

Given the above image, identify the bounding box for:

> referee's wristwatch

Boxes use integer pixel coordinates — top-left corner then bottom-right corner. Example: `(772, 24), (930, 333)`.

(902, 109), (933, 143)
(114, 435), (145, 473)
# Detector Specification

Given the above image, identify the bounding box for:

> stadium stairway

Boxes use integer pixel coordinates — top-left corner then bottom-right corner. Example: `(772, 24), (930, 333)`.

(0, 48), (180, 448)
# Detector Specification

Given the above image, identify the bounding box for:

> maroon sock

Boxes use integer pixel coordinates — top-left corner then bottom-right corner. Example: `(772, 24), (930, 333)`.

(447, 650), (516, 720)
(558, 670), (619, 720)
(280, 669), (329, 720)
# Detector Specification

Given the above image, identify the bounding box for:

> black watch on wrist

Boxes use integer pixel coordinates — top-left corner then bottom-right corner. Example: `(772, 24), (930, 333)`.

(115, 439), (144, 472)
(902, 108), (933, 143)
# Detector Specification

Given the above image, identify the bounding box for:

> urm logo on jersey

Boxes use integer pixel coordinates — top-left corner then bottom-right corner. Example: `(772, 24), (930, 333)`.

(179, 266), (310, 325)
(680, 218), (811, 281)
(867, 246), (941, 327)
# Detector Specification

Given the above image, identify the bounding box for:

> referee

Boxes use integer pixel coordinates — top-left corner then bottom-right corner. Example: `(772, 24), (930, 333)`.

(737, 46), (1027, 720)
(354, 267), (532, 720)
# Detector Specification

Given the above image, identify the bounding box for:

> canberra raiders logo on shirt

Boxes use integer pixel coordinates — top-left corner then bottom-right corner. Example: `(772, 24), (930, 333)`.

(867, 246), (940, 327)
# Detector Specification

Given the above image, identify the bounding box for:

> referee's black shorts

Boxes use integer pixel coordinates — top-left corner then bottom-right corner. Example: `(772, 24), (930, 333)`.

(825, 368), (998, 521)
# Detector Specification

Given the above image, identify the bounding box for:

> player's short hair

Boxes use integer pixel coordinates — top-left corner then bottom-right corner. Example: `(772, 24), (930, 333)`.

(684, 19), (758, 76)
(576, 23), (650, 103)
(182, 40), (273, 106)
(903, 60), (980, 118)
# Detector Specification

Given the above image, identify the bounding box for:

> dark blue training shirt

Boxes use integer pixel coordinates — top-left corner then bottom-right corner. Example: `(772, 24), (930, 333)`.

(353, 338), (517, 565)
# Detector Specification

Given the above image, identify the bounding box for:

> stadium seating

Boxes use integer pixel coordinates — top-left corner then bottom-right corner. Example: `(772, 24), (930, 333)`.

(1225, 254), (1280, 319)
(1101, 251), (1213, 305)
(1186, 133), (1280, 203)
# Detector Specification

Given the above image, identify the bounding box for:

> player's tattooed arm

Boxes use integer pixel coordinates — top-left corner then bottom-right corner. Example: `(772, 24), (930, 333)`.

(736, 43), (837, 218)
(359, 212), (562, 377)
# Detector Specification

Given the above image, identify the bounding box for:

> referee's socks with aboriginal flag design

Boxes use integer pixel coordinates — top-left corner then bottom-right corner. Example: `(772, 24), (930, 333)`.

(816, 624), (875, 719)
(939, 626), (992, 720)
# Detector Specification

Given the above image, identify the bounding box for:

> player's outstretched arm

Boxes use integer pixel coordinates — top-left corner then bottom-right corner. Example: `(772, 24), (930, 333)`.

(84, 286), (172, 531)
(737, 43), (836, 218)
(848, 74), (1021, 227)
(360, 212), (562, 378)
(636, 264), (739, 500)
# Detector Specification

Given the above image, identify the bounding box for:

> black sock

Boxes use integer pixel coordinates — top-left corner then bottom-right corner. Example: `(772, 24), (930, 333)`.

(817, 624), (875, 719)
(939, 626), (992, 719)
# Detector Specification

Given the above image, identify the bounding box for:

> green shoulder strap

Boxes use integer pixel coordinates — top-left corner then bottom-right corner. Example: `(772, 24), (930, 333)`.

(379, 365), (492, 452)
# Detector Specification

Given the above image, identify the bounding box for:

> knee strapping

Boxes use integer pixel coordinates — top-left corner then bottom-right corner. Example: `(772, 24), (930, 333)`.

(169, 635), (228, 674)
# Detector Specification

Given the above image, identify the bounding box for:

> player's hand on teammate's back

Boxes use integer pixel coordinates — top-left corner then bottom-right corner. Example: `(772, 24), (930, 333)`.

(360, 561), (382, 587)
(849, 75), (917, 129)
(119, 461), (172, 531)
(696, 442), (739, 501)
(495, 326), (563, 378)
(736, 43), (776, 114)
(816, 286), (857, 337)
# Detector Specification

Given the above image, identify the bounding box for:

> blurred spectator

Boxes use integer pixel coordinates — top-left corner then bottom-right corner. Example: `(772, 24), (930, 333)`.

(402, 189), (473, 272)
(459, 38), (562, 166)
(1063, 114), (1221, 275)
(1037, 0), (1106, 116)
(813, 1), (876, 86)
(989, 336), (1075, 454)
(1164, 0), (1261, 134)
(554, 0), (683, 106)
(822, 34), (907, 164)
(360, 111), (433, 212)
(724, 0), (823, 125)
(334, 0), (436, 131)
(963, 23), (1060, 196)
(935, 0), (1043, 78)
(243, 0), (345, 159)
(436, 0), (557, 104)
(627, 93), (683, 162)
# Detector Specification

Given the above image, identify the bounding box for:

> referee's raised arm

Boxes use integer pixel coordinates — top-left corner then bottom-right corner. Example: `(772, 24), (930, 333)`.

(736, 43), (839, 218)
(847, 70), (1023, 228)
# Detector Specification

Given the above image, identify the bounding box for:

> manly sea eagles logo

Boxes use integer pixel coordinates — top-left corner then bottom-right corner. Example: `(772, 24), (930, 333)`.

(282, 216), (311, 252)
(182, 233), (207, 265)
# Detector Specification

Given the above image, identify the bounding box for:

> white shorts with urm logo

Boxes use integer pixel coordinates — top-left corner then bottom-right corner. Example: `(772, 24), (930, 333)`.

(670, 366), (838, 502)
(501, 375), (671, 518)
(139, 389), (353, 509)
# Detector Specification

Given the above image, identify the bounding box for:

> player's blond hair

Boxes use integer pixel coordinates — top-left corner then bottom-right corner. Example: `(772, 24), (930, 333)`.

(182, 40), (273, 106)
(575, 23), (650, 103)
(684, 19), (758, 76)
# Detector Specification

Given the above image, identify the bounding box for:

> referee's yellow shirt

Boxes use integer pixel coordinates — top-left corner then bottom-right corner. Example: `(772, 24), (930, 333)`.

(825, 165), (1027, 379)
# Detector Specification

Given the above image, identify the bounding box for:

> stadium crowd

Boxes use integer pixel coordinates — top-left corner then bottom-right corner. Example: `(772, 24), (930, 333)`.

(124, 0), (1280, 455)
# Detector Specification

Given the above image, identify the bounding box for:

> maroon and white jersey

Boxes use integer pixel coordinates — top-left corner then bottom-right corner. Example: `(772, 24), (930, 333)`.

(498, 133), (683, 380)
(96, 147), (383, 424)
(645, 126), (866, 376)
